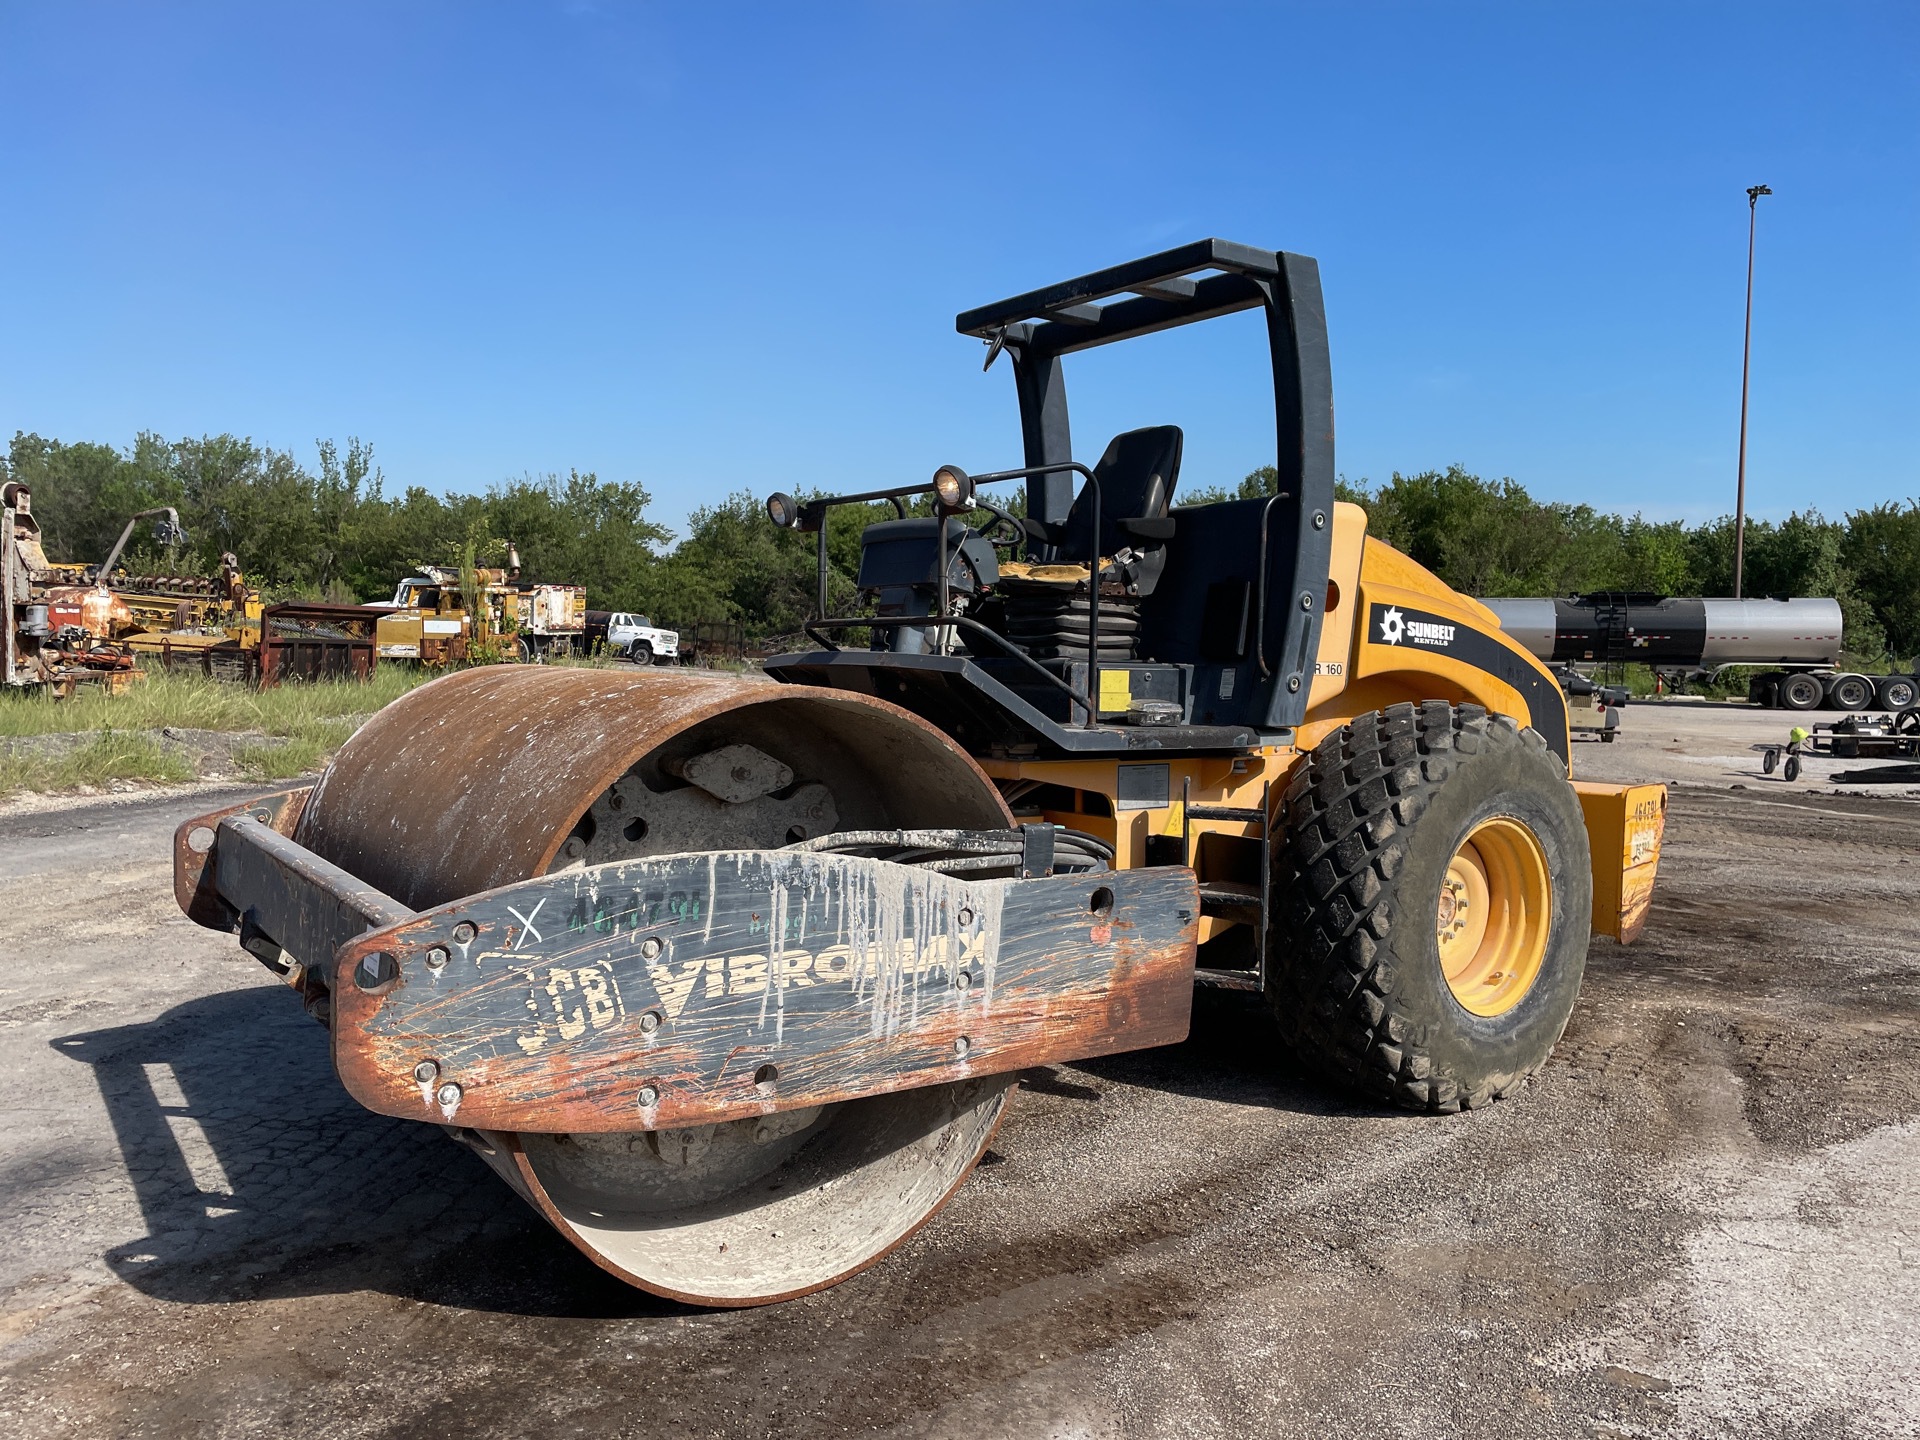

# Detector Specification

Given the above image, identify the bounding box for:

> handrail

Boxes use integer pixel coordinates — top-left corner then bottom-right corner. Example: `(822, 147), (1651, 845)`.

(795, 460), (1109, 728)
(961, 460), (1105, 726)
(1252, 491), (1291, 678)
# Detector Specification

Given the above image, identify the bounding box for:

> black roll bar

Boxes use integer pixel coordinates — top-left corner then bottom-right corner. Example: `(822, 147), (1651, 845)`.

(957, 238), (1336, 731)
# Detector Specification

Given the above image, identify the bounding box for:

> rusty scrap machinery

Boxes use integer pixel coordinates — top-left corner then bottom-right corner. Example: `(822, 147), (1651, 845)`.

(4, 482), (141, 695)
(174, 241), (1668, 1305)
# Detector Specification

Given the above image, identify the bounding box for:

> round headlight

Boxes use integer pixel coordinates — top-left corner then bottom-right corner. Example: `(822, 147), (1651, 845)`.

(932, 465), (974, 510)
(766, 492), (800, 529)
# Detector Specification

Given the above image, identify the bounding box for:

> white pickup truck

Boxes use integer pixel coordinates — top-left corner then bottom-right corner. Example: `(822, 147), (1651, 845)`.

(607, 612), (679, 665)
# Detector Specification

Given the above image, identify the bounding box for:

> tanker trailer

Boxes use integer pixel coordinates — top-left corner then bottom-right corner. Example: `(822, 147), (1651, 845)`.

(1477, 594), (1913, 711)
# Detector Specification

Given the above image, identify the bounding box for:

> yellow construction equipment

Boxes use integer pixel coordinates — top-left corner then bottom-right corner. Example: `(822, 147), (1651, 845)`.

(173, 240), (1667, 1306)
(97, 552), (265, 681)
(371, 554), (586, 663)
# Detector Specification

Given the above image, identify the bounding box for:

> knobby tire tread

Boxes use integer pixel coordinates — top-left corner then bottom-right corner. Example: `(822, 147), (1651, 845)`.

(1272, 701), (1556, 1115)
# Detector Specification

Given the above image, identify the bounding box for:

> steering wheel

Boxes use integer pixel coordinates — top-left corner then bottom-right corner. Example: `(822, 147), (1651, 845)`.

(970, 501), (1027, 548)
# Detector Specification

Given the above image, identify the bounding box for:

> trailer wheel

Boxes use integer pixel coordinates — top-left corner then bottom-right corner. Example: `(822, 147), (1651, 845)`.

(1783, 753), (1802, 782)
(1876, 676), (1919, 711)
(1762, 747), (1779, 774)
(1270, 702), (1593, 1114)
(1827, 673), (1874, 711)
(1779, 672), (1825, 711)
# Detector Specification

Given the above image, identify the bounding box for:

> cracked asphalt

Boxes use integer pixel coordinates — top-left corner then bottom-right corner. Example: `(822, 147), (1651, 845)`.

(1, 700), (1917, 1438)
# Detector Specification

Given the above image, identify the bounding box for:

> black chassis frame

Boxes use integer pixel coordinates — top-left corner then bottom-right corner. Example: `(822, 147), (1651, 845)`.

(765, 238), (1337, 756)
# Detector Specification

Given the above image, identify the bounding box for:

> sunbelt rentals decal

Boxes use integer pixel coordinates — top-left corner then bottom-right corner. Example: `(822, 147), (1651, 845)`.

(1372, 603), (1457, 651)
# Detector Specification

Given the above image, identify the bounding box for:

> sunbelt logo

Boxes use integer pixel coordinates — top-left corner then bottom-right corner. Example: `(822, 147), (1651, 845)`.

(1376, 605), (1456, 649)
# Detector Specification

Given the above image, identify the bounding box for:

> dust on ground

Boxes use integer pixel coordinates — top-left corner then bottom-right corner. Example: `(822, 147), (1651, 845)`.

(1, 702), (1916, 1439)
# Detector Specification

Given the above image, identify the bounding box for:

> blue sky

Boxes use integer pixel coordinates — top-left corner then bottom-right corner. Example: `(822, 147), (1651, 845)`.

(2, 2), (1914, 540)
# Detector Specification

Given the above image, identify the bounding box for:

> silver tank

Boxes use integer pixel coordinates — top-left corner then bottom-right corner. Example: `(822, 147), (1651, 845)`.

(1698, 598), (1843, 665)
(1477, 598), (1557, 659)
(1479, 595), (1844, 668)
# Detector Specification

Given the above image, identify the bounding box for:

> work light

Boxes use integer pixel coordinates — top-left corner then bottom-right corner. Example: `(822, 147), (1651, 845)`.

(932, 465), (973, 510)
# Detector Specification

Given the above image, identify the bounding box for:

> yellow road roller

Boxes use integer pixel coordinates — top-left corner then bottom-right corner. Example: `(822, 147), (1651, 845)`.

(173, 240), (1666, 1306)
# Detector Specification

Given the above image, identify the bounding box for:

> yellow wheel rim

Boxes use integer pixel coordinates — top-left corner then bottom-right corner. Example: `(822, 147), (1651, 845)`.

(1436, 816), (1552, 1017)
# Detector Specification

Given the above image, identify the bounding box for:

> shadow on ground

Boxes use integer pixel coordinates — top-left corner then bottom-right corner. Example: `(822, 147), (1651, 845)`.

(53, 978), (1367, 1320)
(53, 985), (667, 1319)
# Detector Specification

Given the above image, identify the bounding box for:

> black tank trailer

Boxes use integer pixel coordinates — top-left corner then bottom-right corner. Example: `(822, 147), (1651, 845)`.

(1479, 593), (1915, 711)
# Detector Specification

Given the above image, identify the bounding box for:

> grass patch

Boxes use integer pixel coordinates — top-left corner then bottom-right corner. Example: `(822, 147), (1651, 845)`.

(0, 665), (439, 797)
(0, 666), (433, 742)
(232, 737), (331, 781)
(0, 730), (196, 795)
(0, 656), (656, 797)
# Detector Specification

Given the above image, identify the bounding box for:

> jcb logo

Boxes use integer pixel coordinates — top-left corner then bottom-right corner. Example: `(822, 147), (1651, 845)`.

(534, 963), (624, 1041)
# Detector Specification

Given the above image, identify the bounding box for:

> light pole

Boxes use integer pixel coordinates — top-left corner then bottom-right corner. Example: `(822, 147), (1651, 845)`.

(1734, 183), (1772, 599)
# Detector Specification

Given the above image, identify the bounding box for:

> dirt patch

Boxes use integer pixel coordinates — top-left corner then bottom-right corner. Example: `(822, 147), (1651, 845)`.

(0, 783), (1916, 1438)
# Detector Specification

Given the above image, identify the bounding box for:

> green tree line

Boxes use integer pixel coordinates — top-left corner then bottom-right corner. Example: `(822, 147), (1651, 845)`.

(7, 432), (1918, 664)
(5, 431), (669, 612)
(1201, 464), (1920, 665)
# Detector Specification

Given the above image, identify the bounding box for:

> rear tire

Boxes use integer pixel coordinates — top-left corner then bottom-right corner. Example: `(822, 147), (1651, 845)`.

(1784, 754), (1802, 782)
(1762, 747), (1779, 774)
(1779, 672), (1825, 711)
(1876, 676), (1919, 711)
(1270, 702), (1593, 1113)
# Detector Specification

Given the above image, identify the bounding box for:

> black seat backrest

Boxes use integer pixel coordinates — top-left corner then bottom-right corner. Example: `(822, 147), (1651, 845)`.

(1059, 425), (1183, 561)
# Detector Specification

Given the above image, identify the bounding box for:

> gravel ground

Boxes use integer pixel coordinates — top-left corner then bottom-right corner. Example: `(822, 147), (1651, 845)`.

(1573, 694), (1920, 795)
(1, 700), (1916, 1439)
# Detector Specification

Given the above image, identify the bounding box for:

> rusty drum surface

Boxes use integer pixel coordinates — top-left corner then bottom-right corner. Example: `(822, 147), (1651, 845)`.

(296, 664), (1022, 1304)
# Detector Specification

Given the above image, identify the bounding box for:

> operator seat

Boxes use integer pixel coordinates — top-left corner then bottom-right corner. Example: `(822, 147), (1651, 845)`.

(1021, 425), (1183, 594)
(996, 425), (1183, 662)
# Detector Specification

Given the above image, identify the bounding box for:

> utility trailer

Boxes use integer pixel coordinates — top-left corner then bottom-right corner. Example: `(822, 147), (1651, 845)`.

(173, 240), (1669, 1306)
(1755, 708), (1920, 781)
